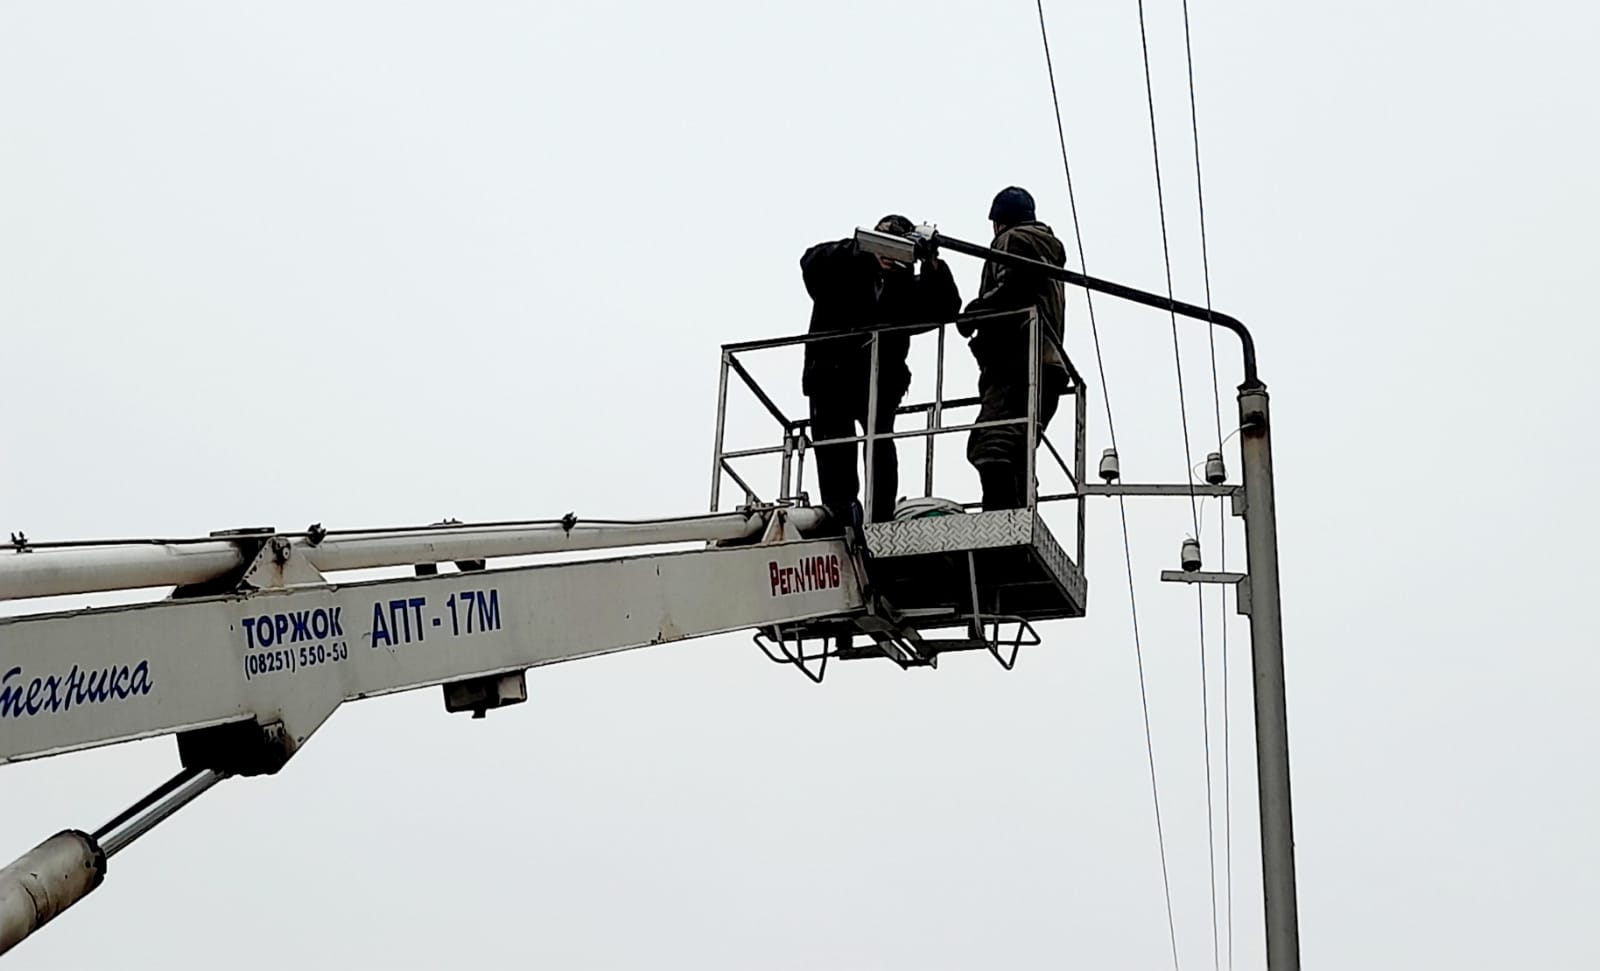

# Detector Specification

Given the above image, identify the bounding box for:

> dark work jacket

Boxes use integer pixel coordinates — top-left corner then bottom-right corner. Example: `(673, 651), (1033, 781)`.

(799, 238), (962, 401)
(963, 221), (1068, 381)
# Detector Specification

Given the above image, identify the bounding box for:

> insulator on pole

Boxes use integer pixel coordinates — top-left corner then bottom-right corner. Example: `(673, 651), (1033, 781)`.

(1180, 537), (1202, 572)
(1098, 448), (1121, 482)
(1205, 451), (1227, 485)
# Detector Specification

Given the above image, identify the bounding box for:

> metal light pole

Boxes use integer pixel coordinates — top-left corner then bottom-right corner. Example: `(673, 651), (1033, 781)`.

(858, 224), (1301, 970)
(1236, 384), (1299, 970)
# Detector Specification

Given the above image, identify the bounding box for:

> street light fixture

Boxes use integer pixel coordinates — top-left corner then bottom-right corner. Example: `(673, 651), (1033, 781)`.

(854, 226), (919, 265)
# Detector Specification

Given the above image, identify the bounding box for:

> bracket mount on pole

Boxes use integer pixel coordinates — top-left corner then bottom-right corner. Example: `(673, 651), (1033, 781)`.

(1160, 569), (1252, 616)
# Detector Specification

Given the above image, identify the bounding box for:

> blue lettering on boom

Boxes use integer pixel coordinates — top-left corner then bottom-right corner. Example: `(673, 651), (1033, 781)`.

(240, 608), (343, 650)
(0, 661), (154, 719)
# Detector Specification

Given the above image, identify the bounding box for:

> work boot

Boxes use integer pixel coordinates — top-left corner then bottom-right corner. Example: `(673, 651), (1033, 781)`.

(808, 498), (863, 538)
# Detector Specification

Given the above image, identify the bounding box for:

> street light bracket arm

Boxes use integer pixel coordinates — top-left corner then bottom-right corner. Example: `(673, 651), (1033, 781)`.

(925, 231), (1262, 391)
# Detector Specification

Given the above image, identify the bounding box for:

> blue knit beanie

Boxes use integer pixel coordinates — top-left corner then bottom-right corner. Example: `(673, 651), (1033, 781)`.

(988, 186), (1036, 225)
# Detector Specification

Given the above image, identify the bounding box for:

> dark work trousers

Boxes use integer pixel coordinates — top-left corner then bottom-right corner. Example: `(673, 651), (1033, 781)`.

(809, 388), (904, 525)
(966, 365), (1064, 510)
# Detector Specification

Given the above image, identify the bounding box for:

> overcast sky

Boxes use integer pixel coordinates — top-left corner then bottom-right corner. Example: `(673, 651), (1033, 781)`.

(3, 1), (1597, 968)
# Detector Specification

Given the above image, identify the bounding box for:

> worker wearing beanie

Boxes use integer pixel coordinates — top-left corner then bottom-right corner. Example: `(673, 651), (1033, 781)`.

(959, 186), (1070, 511)
(799, 214), (962, 526)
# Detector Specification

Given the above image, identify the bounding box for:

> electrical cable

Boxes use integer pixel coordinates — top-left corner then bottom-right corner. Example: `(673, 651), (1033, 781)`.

(1036, 3), (1181, 966)
(1175, 1), (1234, 962)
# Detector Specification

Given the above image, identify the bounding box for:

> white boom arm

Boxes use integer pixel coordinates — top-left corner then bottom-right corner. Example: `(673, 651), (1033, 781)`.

(0, 511), (824, 601)
(0, 506), (853, 955)
(1, 509), (847, 766)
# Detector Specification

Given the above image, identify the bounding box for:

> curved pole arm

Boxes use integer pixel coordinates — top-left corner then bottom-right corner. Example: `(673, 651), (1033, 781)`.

(856, 226), (1262, 390)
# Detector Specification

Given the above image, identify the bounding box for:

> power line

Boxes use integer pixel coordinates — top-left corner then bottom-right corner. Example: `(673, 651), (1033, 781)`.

(1197, 588), (1221, 971)
(1133, 0), (1203, 544)
(1034, 3), (1180, 967)
(1221, 540), (1234, 971)
(1033, 0), (1116, 448)
(1121, 496), (1184, 971)
(1134, 3), (1222, 969)
(1174, 0), (1232, 965)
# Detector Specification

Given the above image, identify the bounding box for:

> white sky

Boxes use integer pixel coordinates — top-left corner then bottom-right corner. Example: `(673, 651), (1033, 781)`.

(3, 1), (1597, 968)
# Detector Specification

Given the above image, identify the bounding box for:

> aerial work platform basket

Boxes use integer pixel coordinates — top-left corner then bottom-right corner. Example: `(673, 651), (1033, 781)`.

(708, 310), (1090, 678)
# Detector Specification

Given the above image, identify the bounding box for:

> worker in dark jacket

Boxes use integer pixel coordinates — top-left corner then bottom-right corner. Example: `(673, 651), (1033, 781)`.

(800, 214), (962, 525)
(959, 187), (1069, 511)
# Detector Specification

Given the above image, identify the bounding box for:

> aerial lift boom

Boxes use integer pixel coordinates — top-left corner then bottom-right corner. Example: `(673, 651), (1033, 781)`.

(0, 473), (1089, 957)
(0, 507), (854, 951)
